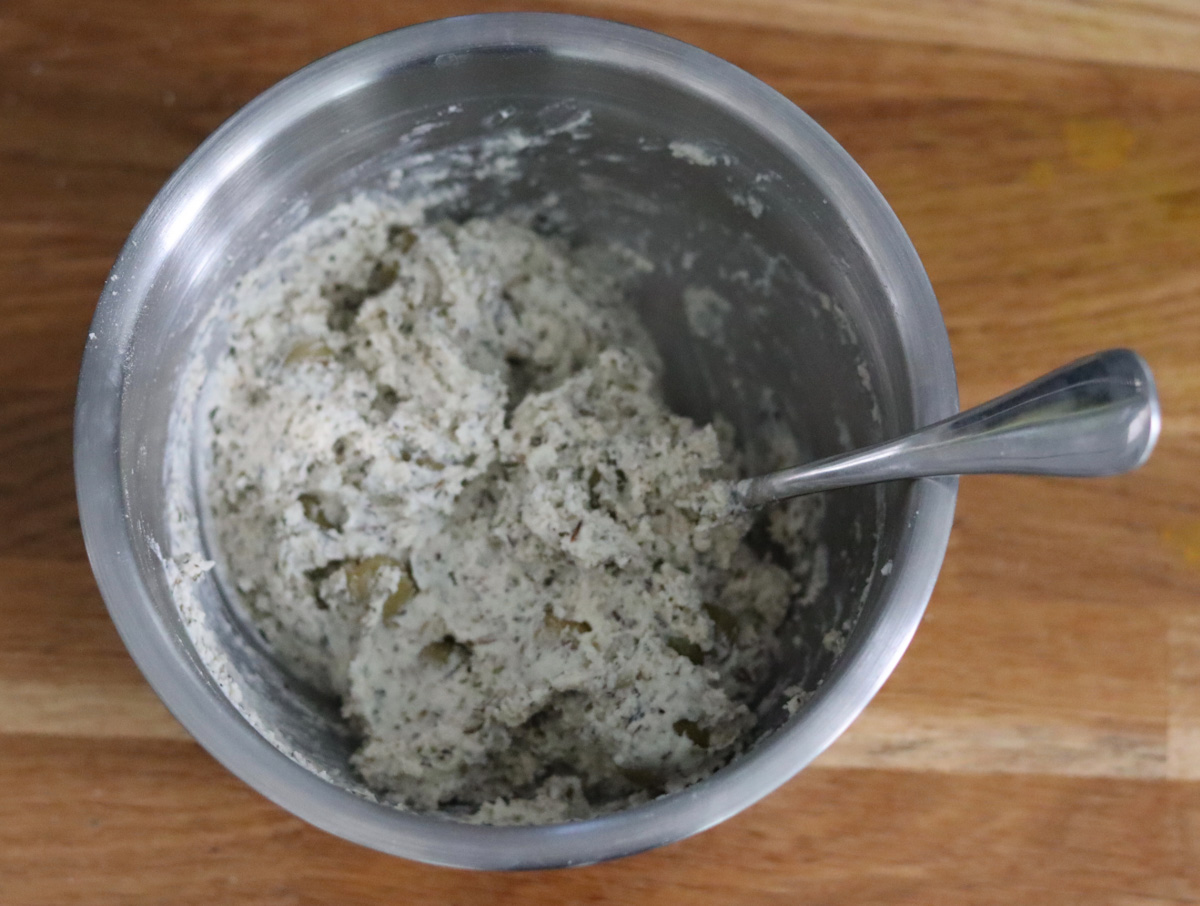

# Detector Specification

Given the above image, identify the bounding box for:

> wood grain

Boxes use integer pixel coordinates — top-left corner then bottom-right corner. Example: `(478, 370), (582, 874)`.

(2, 1), (1199, 903)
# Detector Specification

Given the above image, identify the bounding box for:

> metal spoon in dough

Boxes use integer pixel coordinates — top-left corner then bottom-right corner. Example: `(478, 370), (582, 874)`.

(732, 349), (1160, 509)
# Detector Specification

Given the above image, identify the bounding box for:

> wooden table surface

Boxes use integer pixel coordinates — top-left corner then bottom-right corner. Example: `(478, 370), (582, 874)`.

(3, 1), (1199, 903)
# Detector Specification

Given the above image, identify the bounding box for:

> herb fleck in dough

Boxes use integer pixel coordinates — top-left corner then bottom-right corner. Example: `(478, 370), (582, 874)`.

(206, 198), (819, 824)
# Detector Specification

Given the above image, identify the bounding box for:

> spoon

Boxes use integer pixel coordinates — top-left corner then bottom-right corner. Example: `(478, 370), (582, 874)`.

(732, 349), (1161, 509)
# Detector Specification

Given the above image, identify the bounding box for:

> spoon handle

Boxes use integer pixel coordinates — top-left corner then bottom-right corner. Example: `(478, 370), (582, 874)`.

(733, 349), (1161, 508)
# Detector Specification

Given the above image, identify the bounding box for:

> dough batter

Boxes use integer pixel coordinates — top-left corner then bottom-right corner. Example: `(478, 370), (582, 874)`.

(204, 197), (818, 823)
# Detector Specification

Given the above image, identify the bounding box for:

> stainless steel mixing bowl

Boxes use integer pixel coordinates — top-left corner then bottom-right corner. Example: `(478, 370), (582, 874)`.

(74, 13), (957, 868)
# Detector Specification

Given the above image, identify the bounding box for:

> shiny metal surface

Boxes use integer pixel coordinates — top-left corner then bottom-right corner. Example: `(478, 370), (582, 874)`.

(736, 349), (1160, 507)
(74, 14), (958, 869)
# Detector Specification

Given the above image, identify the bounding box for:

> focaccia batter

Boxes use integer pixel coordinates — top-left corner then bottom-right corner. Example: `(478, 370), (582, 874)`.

(204, 198), (818, 823)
